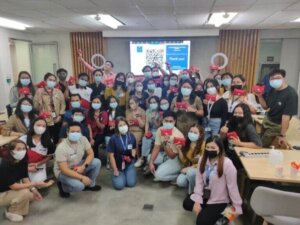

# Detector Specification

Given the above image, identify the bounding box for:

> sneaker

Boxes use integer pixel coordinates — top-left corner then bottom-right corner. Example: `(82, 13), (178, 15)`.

(143, 165), (151, 176)
(4, 211), (23, 222)
(84, 185), (102, 191)
(134, 158), (145, 168)
(57, 181), (70, 198)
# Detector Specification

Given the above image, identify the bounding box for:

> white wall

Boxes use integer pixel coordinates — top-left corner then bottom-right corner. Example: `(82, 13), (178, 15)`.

(15, 40), (32, 74)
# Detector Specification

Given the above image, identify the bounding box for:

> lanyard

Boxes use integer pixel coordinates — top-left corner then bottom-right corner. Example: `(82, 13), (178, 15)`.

(206, 101), (215, 120)
(44, 88), (55, 111)
(229, 96), (239, 112)
(119, 134), (130, 153)
(204, 164), (216, 187)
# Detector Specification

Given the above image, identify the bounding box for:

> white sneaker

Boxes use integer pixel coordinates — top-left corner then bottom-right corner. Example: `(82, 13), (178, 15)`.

(134, 158), (145, 168)
(5, 210), (23, 222)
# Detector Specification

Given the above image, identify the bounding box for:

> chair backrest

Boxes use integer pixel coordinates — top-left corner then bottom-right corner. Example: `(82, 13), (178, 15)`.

(6, 104), (13, 117)
(250, 186), (300, 218)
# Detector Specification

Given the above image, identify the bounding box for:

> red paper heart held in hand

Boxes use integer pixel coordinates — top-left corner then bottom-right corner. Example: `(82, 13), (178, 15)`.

(39, 111), (51, 119)
(18, 87), (30, 95)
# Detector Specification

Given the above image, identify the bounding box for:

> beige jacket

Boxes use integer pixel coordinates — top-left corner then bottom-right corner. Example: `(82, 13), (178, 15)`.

(2, 114), (29, 136)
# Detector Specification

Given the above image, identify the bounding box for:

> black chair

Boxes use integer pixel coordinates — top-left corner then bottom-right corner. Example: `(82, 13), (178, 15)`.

(6, 104), (13, 117)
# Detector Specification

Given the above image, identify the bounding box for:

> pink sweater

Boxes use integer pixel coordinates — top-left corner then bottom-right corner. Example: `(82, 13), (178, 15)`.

(191, 157), (243, 215)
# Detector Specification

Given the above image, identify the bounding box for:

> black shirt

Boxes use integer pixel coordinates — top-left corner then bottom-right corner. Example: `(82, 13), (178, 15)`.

(89, 83), (106, 99)
(266, 86), (298, 124)
(204, 98), (228, 127)
(0, 158), (28, 192)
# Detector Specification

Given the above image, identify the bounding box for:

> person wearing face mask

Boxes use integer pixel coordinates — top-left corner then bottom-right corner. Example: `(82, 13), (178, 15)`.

(105, 72), (129, 112)
(62, 94), (88, 125)
(9, 71), (36, 109)
(34, 73), (66, 145)
(223, 74), (258, 117)
(202, 79), (228, 140)
(89, 69), (106, 101)
(132, 81), (148, 110)
(194, 83), (205, 101)
(220, 72), (233, 92)
(145, 78), (162, 100)
(126, 72), (136, 94)
(161, 75), (170, 97)
(142, 65), (153, 86)
(56, 68), (70, 103)
(159, 97), (170, 113)
(19, 118), (55, 185)
(126, 96), (146, 168)
(59, 108), (90, 142)
(54, 122), (102, 198)
(254, 69), (298, 148)
(177, 124), (205, 194)
(220, 104), (262, 169)
(171, 80), (204, 136)
(139, 96), (162, 169)
(2, 98), (37, 137)
(69, 73), (93, 110)
(86, 96), (108, 158)
(213, 74), (224, 95)
(180, 69), (191, 84)
(183, 136), (242, 225)
(0, 140), (49, 222)
(107, 117), (137, 190)
(148, 111), (185, 182)
(166, 73), (179, 103)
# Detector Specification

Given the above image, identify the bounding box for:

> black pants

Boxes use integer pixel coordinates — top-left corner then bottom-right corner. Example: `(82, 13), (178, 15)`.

(183, 194), (227, 225)
(93, 134), (105, 159)
(48, 122), (62, 146)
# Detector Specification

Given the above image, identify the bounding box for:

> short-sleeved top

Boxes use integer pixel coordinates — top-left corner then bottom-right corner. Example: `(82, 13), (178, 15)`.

(106, 133), (136, 171)
(204, 98), (228, 127)
(229, 124), (262, 148)
(154, 126), (184, 154)
(88, 83), (105, 100)
(0, 158), (28, 192)
(54, 136), (91, 177)
(69, 85), (93, 103)
(266, 86), (298, 124)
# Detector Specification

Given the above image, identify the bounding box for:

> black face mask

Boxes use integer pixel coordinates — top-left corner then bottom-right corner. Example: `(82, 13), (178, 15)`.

(195, 91), (205, 99)
(57, 72), (67, 81)
(116, 80), (124, 86)
(205, 150), (218, 159)
(231, 85), (243, 91)
(233, 116), (244, 124)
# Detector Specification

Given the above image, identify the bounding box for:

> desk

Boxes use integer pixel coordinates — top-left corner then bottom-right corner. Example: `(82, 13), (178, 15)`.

(235, 147), (300, 184)
(0, 135), (18, 147)
(0, 111), (8, 123)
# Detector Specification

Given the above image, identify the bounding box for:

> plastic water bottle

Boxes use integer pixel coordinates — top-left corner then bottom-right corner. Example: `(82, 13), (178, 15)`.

(268, 146), (284, 166)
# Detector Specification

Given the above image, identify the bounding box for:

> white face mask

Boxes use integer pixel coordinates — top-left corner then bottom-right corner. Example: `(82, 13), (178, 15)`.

(127, 77), (135, 84)
(12, 150), (26, 160)
(136, 86), (143, 92)
(119, 125), (128, 134)
(34, 126), (46, 135)
(207, 87), (217, 95)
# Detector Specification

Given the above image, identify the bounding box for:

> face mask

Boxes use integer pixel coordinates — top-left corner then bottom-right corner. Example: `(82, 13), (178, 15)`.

(119, 125), (128, 134)
(170, 80), (177, 86)
(181, 74), (190, 81)
(160, 103), (169, 111)
(231, 85), (243, 91)
(68, 132), (82, 142)
(116, 80), (124, 86)
(109, 102), (118, 109)
(216, 79), (222, 86)
(163, 81), (170, 87)
(92, 103), (101, 110)
(181, 87), (192, 96)
(47, 80), (56, 89)
(144, 71), (152, 78)
(71, 101), (81, 108)
(163, 122), (174, 129)
(34, 126), (46, 135)
(205, 149), (218, 159)
(21, 104), (32, 113)
(79, 79), (87, 87)
(188, 132), (199, 142)
(270, 79), (283, 89)
(136, 86), (143, 92)
(58, 72), (67, 81)
(207, 87), (217, 95)
(127, 77), (135, 84)
(95, 76), (102, 83)
(147, 84), (156, 91)
(73, 115), (84, 122)
(12, 150), (26, 161)
(195, 78), (200, 84)
(152, 72), (159, 77)
(149, 103), (158, 110)
(20, 78), (30, 86)
(233, 116), (244, 123)
(222, 78), (232, 86)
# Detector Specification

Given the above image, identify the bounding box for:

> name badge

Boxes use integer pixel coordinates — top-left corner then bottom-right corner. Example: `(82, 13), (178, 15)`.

(128, 144), (133, 150)
(205, 127), (211, 132)
(51, 111), (57, 118)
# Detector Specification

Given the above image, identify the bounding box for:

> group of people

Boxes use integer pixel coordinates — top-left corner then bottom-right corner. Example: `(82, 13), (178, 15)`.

(0, 56), (298, 225)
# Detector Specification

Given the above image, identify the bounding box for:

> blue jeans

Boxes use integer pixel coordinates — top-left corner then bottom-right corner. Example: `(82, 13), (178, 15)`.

(141, 129), (157, 157)
(176, 167), (197, 194)
(58, 158), (101, 193)
(112, 162), (137, 190)
(203, 117), (222, 140)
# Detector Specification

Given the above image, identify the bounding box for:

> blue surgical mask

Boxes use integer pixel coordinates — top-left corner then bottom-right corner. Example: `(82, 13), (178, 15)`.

(170, 80), (177, 86)
(94, 76), (102, 83)
(92, 103), (101, 110)
(147, 84), (156, 91)
(160, 103), (169, 111)
(181, 87), (192, 96)
(188, 132), (199, 142)
(79, 79), (87, 87)
(222, 78), (232, 86)
(68, 132), (82, 142)
(144, 71), (152, 78)
(270, 79), (283, 89)
(73, 115), (84, 122)
(47, 80), (56, 89)
(163, 81), (170, 87)
(21, 104), (32, 113)
(109, 102), (118, 109)
(149, 103), (158, 110)
(181, 74), (189, 80)
(163, 122), (174, 129)
(207, 87), (217, 95)
(71, 101), (81, 108)
(20, 78), (30, 86)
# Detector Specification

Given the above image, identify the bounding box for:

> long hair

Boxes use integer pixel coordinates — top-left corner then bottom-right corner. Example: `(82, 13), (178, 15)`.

(88, 96), (103, 121)
(15, 97), (37, 122)
(1, 139), (28, 164)
(16, 71), (35, 96)
(176, 79), (196, 104)
(113, 72), (127, 91)
(26, 117), (54, 153)
(200, 135), (225, 178)
(182, 124), (204, 157)
(114, 116), (129, 135)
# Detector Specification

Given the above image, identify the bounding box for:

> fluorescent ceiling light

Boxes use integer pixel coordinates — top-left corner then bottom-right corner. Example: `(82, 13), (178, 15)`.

(94, 14), (124, 29)
(291, 18), (300, 22)
(0, 17), (31, 30)
(208, 12), (237, 27)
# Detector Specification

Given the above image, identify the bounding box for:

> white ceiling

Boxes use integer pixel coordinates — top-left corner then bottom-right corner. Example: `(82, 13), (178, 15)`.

(0, 0), (300, 32)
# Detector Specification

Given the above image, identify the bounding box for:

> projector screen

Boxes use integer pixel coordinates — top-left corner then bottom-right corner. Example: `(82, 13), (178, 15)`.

(130, 40), (191, 75)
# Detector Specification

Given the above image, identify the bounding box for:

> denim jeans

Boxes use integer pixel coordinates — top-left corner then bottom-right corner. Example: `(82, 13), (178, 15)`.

(176, 167), (197, 194)
(203, 117), (222, 140)
(112, 162), (137, 190)
(58, 158), (101, 193)
(141, 129), (157, 157)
